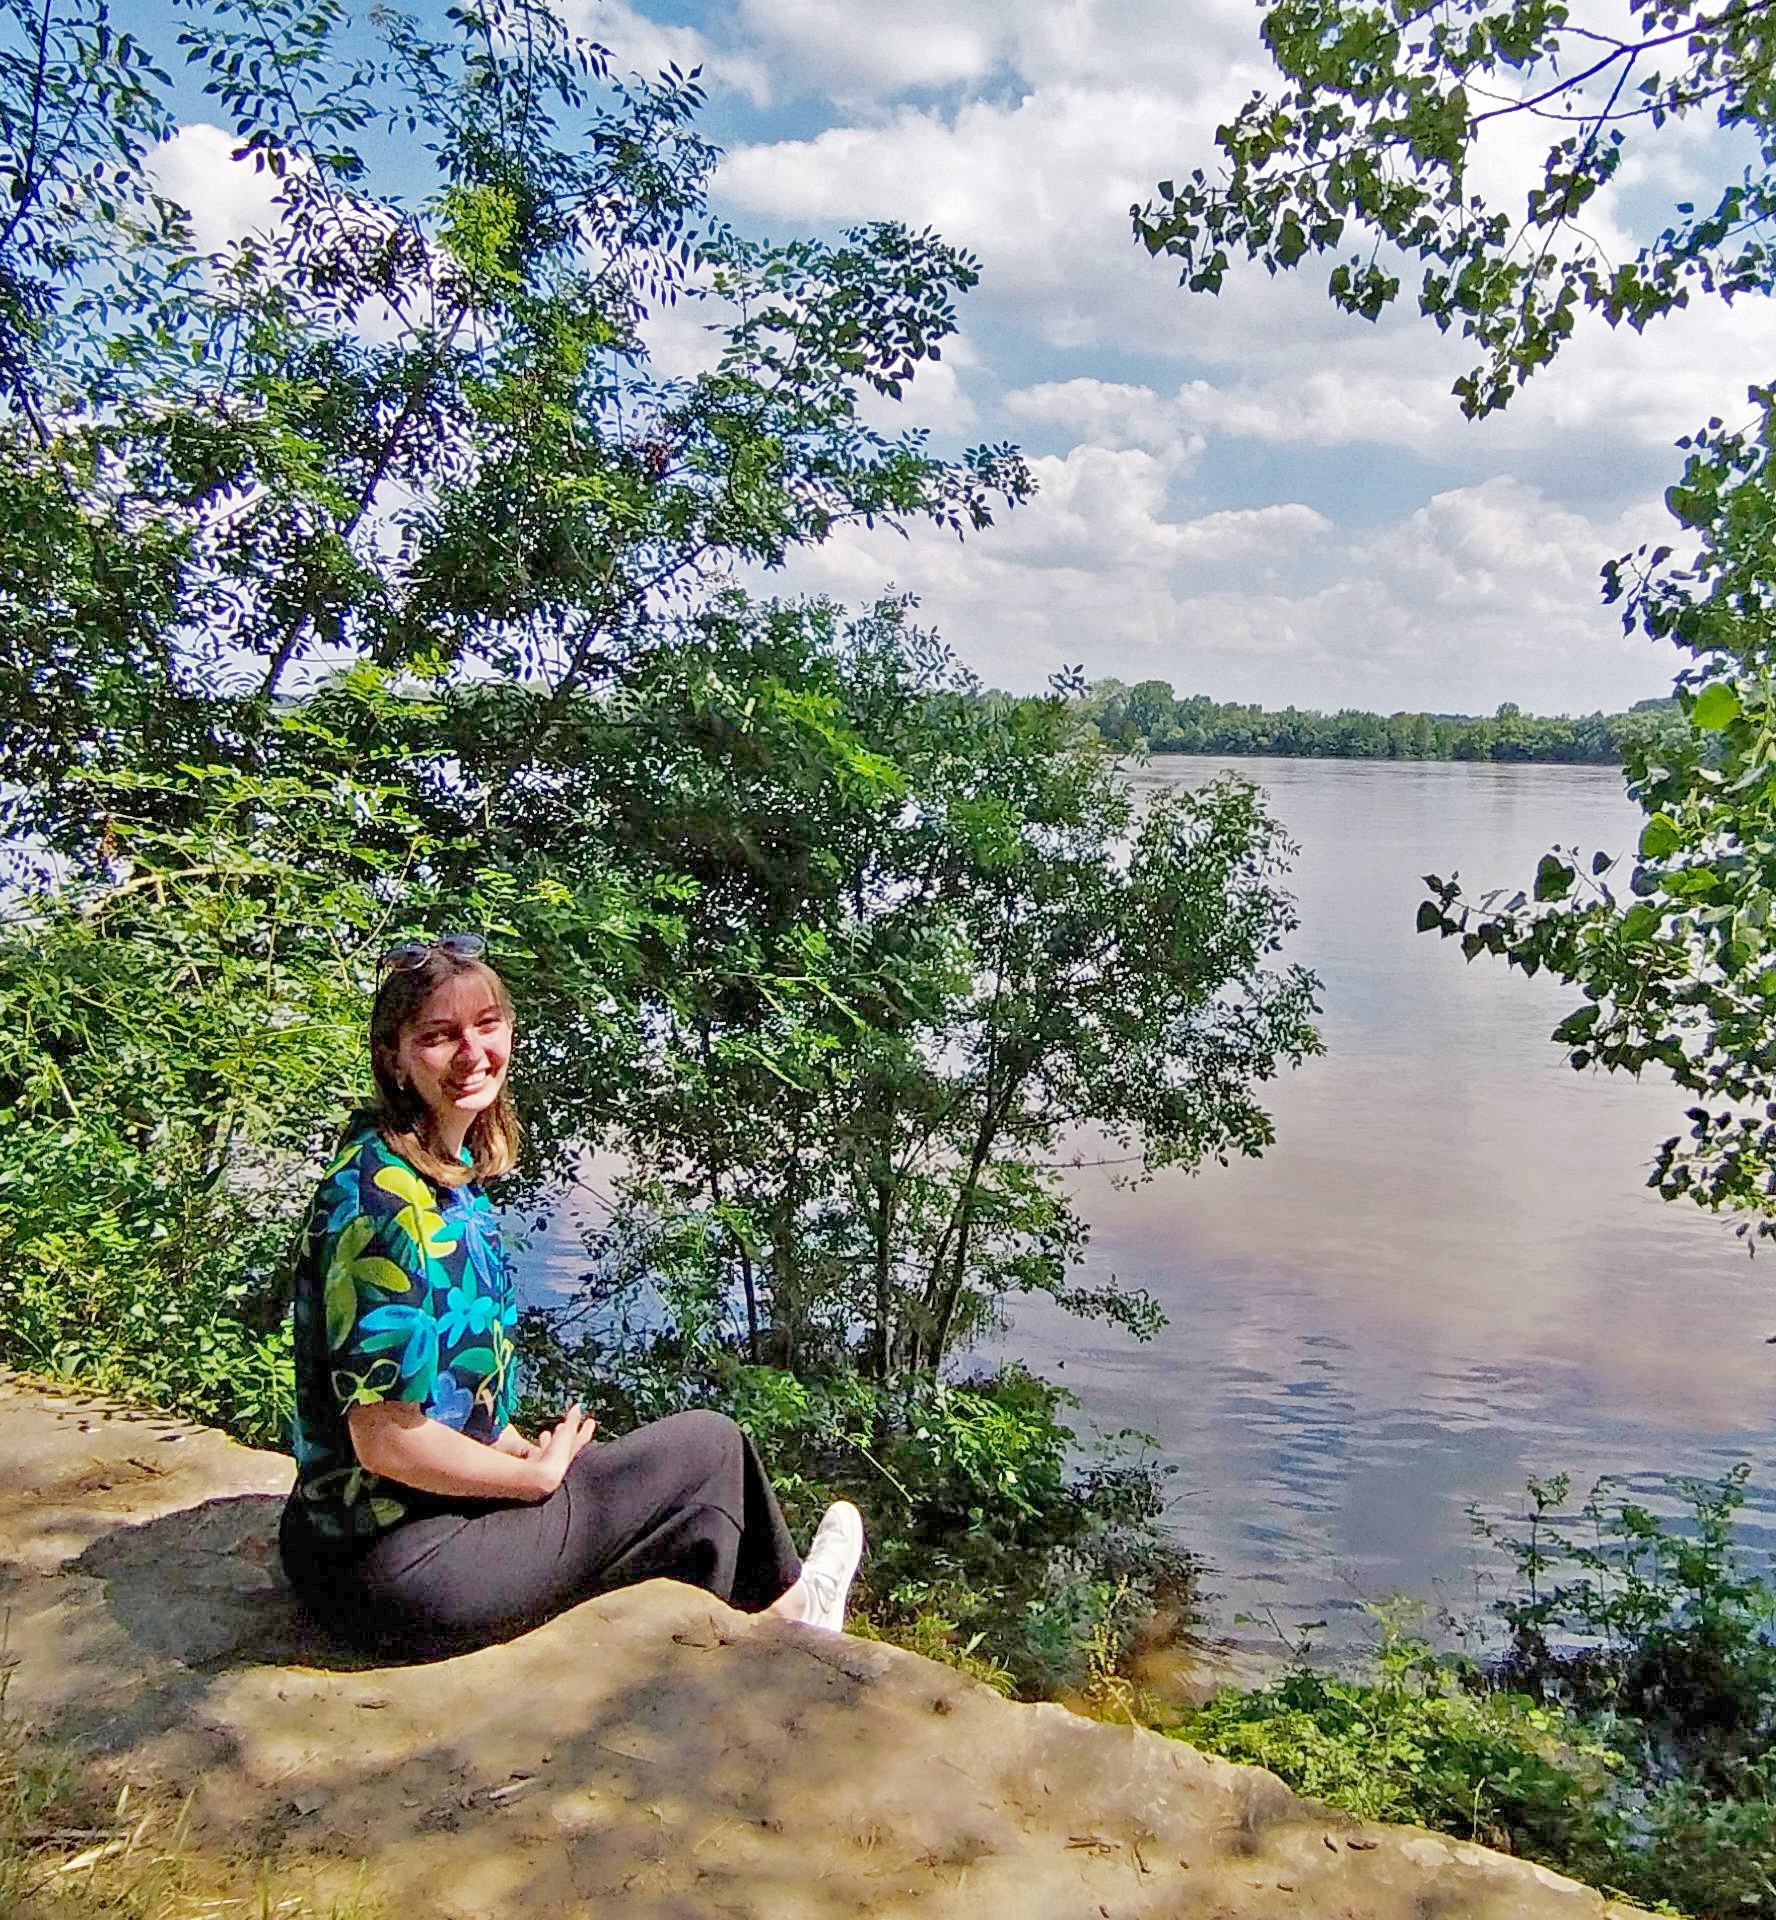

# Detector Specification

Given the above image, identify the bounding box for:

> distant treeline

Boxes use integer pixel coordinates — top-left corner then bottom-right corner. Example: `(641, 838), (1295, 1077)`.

(1076, 679), (1678, 764)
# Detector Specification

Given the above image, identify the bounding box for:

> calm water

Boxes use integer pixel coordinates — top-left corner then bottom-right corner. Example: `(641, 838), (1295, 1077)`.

(526, 757), (1776, 1650)
(994, 757), (1776, 1647)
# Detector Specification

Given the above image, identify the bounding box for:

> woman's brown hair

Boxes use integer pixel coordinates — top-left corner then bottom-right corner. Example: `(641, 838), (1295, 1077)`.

(368, 948), (522, 1186)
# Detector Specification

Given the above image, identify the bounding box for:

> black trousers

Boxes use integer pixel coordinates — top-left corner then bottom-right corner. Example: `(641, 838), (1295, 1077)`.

(279, 1410), (803, 1654)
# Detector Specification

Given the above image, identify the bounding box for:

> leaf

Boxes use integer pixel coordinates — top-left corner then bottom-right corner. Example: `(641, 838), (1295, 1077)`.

(1692, 683), (1741, 731)
(1620, 903), (1661, 944)
(1639, 813), (1681, 859)
(1552, 1004), (1600, 1044)
(1534, 854), (1575, 902)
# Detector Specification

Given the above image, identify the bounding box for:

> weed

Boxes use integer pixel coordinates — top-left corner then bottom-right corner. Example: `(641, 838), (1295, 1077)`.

(0, 1663), (375, 1920)
(1179, 1469), (1776, 1918)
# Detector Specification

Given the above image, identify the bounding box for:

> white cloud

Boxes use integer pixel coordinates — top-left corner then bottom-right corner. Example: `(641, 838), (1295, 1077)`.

(737, 0), (1010, 98)
(769, 460), (1669, 715)
(733, 0), (1267, 103)
(717, 87), (1227, 351)
(149, 123), (288, 258)
(713, 5), (1775, 521)
(560, 0), (770, 102)
(1007, 378), (1207, 466)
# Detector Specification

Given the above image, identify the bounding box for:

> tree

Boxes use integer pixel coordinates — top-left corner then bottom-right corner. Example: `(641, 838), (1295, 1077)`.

(0, 0), (1029, 1410)
(1139, 0), (1776, 1235)
(1134, 0), (1776, 419)
(554, 601), (1320, 1383)
(1122, 677), (1181, 745)
(0, 0), (1031, 864)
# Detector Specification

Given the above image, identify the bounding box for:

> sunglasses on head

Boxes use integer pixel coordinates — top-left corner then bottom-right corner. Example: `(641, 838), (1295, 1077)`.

(377, 932), (487, 976)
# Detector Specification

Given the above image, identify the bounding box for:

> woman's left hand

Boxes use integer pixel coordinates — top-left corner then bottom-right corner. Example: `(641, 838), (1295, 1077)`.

(493, 1424), (539, 1460)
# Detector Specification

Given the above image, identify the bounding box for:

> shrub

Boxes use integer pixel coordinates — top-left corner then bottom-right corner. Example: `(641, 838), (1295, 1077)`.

(1179, 1608), (1619, 1857)
(516, 1327), (1199, 1697)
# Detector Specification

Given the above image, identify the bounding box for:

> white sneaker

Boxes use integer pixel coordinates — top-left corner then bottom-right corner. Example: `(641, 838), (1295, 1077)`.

(798, 1500), (864, 1632)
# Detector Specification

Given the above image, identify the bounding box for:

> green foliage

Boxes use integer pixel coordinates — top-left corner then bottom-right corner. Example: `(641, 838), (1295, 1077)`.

(0, 745), (375, 1443)
(1135, 0), (1776, 417)
(0, 0), (1031, 860)
(518, 1332), (1197, 1698)
(518, 599), (1320, 1381)
(1419, 390), (1776, 1233)
(1182, 1607), (1617, 1854)
(1144, 0), (1776, 1245)
(1076, 679), (1666, 762)
(1481, 1467), (1776, 1779)
(0, 681), (662, 1442)
(1620, 1763), (1776, 1920)
(1183, 1471), (1776, 1916)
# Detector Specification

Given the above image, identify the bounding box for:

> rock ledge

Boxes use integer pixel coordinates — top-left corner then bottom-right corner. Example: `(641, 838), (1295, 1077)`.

(0, 1374), (1646, 1918)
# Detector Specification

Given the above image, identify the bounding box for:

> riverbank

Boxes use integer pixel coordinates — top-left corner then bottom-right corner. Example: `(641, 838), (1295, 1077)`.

(0, 1371), (1647, 1919)
(1073, 683), (1672, 763)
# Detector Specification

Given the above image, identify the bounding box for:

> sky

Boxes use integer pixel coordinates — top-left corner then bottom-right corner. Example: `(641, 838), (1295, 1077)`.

(152, 0), (1776, 715)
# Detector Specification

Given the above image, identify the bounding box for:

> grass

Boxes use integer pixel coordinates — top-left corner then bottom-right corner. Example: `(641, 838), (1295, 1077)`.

(0, 1665), (377, 1920)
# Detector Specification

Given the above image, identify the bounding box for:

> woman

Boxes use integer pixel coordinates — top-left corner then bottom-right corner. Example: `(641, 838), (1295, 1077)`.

(279, 934), (863, 1652)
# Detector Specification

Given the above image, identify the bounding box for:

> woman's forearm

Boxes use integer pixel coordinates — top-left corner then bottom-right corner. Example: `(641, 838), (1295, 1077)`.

(349, 1402), (548, 1501)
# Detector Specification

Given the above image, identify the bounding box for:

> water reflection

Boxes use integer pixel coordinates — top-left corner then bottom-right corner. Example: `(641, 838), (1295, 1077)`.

(992, 758), (1776, 1646)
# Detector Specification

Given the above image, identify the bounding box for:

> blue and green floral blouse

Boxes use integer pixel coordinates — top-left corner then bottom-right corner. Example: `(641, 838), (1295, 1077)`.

(289, 1121), (517, 1546)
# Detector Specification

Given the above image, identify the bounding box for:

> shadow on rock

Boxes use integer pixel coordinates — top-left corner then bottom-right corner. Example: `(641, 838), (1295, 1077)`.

(69, 1494), (360, 1672)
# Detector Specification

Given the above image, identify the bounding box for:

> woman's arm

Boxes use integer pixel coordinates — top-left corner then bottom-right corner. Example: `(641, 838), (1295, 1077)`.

(349, 1401), (594, 1500)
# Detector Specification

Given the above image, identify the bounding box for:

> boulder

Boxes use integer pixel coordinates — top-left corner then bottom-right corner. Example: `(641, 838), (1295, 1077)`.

(0, 1373), (1648, 1919)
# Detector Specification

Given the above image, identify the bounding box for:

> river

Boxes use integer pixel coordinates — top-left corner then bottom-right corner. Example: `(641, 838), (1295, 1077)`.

(529, 756), (1776, 1651)
(999, 756), (1776, 1648)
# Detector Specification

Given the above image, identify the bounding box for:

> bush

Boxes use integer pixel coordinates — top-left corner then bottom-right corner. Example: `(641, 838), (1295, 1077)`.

(1179, 1608), (1619, 1857)
(1181, 1471), (1776, 1918)
(1481, 1466), (1776, 1782)
(516, 1319), (1199, 1698)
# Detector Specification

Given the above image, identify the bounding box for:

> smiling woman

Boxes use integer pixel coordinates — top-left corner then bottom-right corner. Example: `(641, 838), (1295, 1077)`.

(277, 937), (865, 1654)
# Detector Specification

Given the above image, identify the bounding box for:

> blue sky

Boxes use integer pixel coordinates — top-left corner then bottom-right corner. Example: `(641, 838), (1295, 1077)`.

(148, 0), (1776, 714)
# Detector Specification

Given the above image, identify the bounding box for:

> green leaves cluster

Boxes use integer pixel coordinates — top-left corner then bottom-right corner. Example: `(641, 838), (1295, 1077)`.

(1182, 1608), (1616, 1851)
(1135, 0), (1776, 417)
(1186, 1470), (1776, 1914)
(1417, 387), (1776, 1230)
(0, 0), (1032, 862)
(0, 720), (408, 1439)
(511, 598), (1319, 1386)
(1485, 1467), (1776, 1748)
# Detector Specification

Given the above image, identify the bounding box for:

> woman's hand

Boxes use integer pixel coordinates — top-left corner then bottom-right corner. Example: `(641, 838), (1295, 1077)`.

(528, 1405), (598, 1495)
(349, 1399), (594, 1503)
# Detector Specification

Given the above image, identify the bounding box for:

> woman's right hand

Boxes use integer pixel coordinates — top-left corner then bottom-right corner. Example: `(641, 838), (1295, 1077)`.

(528, 1404), (598, 1497)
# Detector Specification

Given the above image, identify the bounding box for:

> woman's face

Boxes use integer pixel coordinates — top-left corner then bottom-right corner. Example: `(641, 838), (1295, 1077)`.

(391, 969), (513, 1143)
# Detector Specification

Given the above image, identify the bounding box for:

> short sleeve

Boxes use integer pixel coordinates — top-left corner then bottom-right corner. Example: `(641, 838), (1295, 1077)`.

(321, 1208), (443, 1411)
(321, 1152), (465, 1413)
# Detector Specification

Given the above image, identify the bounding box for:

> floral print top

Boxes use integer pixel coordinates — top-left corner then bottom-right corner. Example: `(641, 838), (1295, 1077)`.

(289, 1121), (517, 1547)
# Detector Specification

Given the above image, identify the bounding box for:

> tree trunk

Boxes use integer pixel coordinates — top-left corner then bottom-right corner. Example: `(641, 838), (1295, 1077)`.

(871, 1175), (894, 1384)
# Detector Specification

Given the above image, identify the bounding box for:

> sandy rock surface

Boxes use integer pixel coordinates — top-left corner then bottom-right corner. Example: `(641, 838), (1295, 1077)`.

(0, 1372), (1648, 1919)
